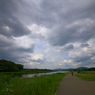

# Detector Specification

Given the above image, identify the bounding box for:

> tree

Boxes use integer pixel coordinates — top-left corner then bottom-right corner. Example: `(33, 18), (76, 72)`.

(0, 59), (23, 72)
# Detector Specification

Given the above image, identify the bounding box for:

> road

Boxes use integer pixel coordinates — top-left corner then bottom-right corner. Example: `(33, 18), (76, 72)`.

(55, 74), (95, 95)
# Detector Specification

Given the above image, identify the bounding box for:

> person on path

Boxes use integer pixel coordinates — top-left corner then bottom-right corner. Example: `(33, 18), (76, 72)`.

(71, 70), (73, 76)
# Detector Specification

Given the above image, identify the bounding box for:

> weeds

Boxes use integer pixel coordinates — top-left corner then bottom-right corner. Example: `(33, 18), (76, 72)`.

(0, 73), (68, 95)
(75, 71), (95, 81)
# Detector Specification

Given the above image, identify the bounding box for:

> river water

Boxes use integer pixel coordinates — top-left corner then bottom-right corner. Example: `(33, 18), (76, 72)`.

(22, 71), (68, 78)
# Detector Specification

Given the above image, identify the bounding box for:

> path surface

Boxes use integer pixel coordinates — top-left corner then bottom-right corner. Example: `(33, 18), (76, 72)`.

(55, 74), (95, 95)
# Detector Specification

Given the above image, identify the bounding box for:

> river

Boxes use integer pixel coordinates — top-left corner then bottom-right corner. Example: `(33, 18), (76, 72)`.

(22, 71), (68, 78)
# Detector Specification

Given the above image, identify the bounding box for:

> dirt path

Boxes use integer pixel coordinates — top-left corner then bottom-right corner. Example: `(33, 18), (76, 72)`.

(55, 74), (95, 95)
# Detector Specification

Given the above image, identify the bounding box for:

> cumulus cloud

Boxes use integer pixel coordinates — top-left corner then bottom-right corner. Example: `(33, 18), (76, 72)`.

(0, 0), (95, 69)
(81, 43), (89, 47)
(0, 34), (35, 64)
(0, 0), (31, 37)
(68, 40), (95, 67)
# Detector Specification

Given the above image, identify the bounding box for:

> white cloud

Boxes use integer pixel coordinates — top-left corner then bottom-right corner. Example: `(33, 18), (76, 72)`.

(31, 54), (44, 60)
(0, 0), (95, 69)
(13, 36), (35, 48)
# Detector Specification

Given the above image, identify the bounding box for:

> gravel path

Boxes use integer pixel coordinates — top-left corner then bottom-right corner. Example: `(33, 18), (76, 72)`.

(55, 74), (95, 95)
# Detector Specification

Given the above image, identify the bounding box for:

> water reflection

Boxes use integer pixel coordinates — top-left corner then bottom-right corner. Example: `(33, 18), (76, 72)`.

(22, 71), (68, 78)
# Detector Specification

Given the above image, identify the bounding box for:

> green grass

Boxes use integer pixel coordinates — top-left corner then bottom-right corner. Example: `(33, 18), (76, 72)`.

(0, 72), (69, 95)
(75, 71), (95, 81)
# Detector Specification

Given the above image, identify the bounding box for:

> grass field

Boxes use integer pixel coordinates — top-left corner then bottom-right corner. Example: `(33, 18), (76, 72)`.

(75, 71), (95, 81)
(0, 72), (69, 95)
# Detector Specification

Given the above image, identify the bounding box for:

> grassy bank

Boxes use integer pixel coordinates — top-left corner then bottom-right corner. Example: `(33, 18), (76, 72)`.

(75, 71), (95, 81)
(0, 72), (69, 95)
(0, 69), (54, 77)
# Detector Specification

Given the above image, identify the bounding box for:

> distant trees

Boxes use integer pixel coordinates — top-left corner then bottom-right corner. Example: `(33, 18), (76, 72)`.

(77, 69), (82, 73)
(88, 67), (95, 71)
(0, 59), (23, 72)
(74, 67), (95, 72)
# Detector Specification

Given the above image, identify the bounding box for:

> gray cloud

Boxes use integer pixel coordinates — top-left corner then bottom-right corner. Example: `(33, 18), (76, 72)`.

(0, 0), (95, 68)
(0, 0), (31, 37)
(0, 0), (43, 64)
(0, 35), (35, 64)
(47, 21), (95, 46)
(64, 44), (74, 50)
(42, 0), (95, 46)
(74, 56), (91, 63)
(81, 43), (89, 47)
(68, 41), (95, 67)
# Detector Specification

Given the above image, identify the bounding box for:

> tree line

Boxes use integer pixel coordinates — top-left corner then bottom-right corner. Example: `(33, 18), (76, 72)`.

(74, 67), (95, 72)
(0, 59), (23, 72)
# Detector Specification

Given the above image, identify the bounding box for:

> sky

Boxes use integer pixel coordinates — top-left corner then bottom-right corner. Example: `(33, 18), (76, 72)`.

(0, 0), (95, 69)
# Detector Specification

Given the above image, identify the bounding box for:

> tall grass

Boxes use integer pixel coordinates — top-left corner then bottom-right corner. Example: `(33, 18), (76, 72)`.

(0, 73), (69, 95)
(75, 71), (95, 81)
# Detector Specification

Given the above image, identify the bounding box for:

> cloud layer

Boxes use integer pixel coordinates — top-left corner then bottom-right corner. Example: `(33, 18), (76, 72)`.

(0, 0), (95, 69)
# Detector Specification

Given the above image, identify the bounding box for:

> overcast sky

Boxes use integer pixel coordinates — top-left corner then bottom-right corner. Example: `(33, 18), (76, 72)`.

(0, 0), (95, 69)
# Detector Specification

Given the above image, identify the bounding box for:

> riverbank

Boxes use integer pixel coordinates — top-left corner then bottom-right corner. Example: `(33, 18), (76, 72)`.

(0, 72), (69, 95)
(0, 69), (54, 77)
(22, 71), (68, 78)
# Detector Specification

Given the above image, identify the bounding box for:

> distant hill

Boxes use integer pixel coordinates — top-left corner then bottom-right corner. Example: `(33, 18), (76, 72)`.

(54, 67), (88, 71)
(54, 68), (73, 71)
(76, 67), (88, 70)
(54, 68), (65, 71)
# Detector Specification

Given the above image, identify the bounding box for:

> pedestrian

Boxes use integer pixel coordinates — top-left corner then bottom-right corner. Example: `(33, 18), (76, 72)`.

(71, 70), (73, 76)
